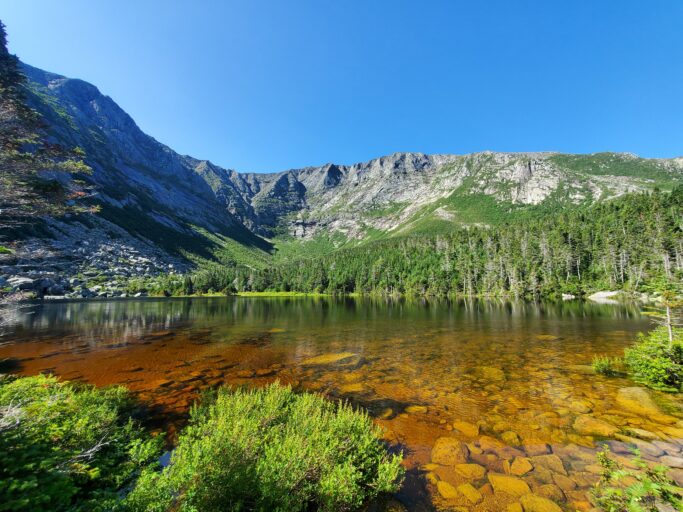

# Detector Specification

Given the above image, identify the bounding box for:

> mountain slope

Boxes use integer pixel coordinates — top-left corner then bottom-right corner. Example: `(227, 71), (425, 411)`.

(7, 62), (683, 288)
(21, 63), (272, 261)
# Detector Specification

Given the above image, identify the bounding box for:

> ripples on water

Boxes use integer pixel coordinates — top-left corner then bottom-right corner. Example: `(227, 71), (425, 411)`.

(1, 297), (682, 511)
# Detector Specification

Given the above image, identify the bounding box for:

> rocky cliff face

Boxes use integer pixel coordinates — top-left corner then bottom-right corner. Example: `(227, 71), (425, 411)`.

(12, 62), (683, 265)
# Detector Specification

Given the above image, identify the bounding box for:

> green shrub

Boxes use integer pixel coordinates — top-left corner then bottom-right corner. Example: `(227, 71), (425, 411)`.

(591, 448), (682, 511)
(624, 327), (683, 392)
(0, 245), (13, 254)
(0, 374), (162, 511)
(592, 356), (622, 377)
(125, 382), (404, 512)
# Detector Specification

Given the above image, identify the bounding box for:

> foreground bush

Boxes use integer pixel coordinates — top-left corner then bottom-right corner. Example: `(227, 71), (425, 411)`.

(0, 374), (161, 511)
(125, 382), (404, 512)
(624, 327), (683, 392)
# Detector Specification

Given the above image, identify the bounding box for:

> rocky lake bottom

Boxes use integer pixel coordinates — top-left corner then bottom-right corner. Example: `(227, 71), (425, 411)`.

(1, 297), (682, 511)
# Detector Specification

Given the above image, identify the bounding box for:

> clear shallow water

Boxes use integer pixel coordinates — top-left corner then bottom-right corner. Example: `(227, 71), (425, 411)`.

(1, 297), (682, 511)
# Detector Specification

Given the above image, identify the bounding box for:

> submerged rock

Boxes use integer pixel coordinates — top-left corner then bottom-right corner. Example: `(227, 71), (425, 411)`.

(301, 352), (358, 366)
(519, 493), (563, 512)
(431, 437), (470, 465)
(454, 463), (487, 479)
(436, 480), (459, 499)
(504, 457), (533, 476)
(473, 366), (506, 382)
(453, 420), (480, 437)
(573, 415), (619, 437)
(457, 483), (483, 504)
(488, 473), (531, 497)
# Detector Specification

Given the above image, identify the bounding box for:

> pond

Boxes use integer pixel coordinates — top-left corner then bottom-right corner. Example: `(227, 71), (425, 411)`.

(1, 297), (682, 511)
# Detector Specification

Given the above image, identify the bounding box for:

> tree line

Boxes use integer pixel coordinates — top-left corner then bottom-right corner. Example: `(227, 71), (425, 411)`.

(187, 188), (683, 299)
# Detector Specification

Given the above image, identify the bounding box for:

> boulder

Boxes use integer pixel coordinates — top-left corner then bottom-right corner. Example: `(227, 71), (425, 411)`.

(474, 366), (506, 382)
(457, 483), (483, 504)
(659, 455), (683, 469)
(454, 463), (487, 479)
(8, 276), (34, 290)
(453, 420), (480, 437)
(488, 473), (531, 497)
(431, 437), (470, 465)
(573, 415), (619, 437)
(505, 457), (533, 476)
(436, 480), (459, 499)
(519, 494), (563, 512)
(301, 352), (358, 366)
(615, 387), (676, 423)
(530, 454), (567, 475)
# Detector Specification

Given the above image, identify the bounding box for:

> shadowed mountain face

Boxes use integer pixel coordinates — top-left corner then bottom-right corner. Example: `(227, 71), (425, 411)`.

(19, 62), (683, 260)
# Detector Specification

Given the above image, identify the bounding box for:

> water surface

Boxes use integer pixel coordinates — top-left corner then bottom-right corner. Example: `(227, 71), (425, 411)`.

(2, 297), (682, 511)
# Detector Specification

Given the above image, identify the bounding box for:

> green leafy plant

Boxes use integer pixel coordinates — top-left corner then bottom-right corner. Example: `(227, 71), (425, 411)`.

(624, 326), (683, 392)
(592, 448), (682, 511)
(0, 374), (162, 511)
(125, 382), (404, 512)
(592, 356), (623, 377)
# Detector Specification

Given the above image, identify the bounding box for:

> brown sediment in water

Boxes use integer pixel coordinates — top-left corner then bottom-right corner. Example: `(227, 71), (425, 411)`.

(1, 296), (682, 511)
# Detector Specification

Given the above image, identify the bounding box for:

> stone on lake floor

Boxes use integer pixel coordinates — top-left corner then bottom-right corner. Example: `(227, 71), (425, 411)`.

(573, 415), (619, 437)
(502, 430), (522, 445)
(236, 369), (255, 378)
(457, 483), (483, 504)
(339, 382), (364, 393)
(536, 483), (564, 501)
(659, 455), (683, 468)
(300, 352), (358, 366)
(479, 435), (525, 459)
(255, 368), (275, 377)
(504, 457), (533, 476)
(615, 387), (678, 424)
(569, 400), (592, 414)
(453, 420), (480, 437)
(519, 493), (563, 512)
(488, 473), (531, 497)
(552, 473), (578, 492)
(454, 463), (487, 479)
(405, 405), (428, 414)
(431, 437), (470, 465)
(530, 454), (567, 475)
(473, 366), (506, 382)
(507, 503), (523, 512)
(436, 480), (459, 499)
(523, 439), (551, 456)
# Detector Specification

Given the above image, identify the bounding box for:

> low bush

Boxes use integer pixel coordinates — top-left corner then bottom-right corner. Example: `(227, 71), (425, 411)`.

(592, 356), (622, 377)
(0, 374), (162, 512)
(624, 326), (683, 392)
(125, 382), (404, 512)
(591, 448), (682, 511)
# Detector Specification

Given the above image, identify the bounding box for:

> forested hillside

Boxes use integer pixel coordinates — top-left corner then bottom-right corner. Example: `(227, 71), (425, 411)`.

(189, 189), (683, 298)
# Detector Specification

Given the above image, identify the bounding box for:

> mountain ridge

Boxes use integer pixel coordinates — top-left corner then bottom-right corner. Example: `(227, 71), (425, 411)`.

(8, 62), (683, 274)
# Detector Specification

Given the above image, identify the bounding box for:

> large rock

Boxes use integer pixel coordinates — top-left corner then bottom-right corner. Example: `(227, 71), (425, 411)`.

(519, 494), (563, 512)
(301, 352), (358, 366)
(457, 483), (483, 504)
(8, 276), (35, 290)
(436, 480), (459, 499)
(488, 473), (532, 497)
(454, 463), (487, 479)
(505, 457), (534, 476)
(573, 415), (619, 437)
(530, 454), (567, 476)
(615, 387), (676, 424)
(431, 437), (470, 465)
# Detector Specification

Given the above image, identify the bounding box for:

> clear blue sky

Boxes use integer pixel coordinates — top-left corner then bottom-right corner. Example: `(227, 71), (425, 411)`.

(3, 1), (682, 172)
